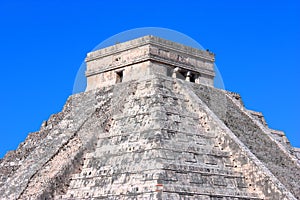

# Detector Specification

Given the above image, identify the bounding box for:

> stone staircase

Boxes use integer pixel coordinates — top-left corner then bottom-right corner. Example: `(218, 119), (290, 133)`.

(57, 78), (263, 199)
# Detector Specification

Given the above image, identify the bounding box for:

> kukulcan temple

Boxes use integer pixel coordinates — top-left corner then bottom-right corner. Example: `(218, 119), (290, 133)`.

(0, 35), (299, 200)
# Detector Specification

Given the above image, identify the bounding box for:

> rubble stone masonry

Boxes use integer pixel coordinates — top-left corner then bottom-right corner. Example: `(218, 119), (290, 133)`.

(0, 36), (299, 199)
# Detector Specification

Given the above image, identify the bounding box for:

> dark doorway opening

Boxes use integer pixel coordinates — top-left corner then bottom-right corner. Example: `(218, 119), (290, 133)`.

(190, 74), (196, 83)
(177, 71), (186, 80)
(116, 71), (123, 83)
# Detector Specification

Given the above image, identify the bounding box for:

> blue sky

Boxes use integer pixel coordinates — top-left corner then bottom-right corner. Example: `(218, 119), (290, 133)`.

(0, 0), (299, 158)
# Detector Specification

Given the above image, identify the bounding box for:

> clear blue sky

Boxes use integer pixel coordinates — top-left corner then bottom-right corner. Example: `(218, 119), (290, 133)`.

(0, 0), (299, 158)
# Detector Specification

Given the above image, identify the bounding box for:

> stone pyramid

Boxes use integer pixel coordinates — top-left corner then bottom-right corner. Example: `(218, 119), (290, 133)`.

(0, 36), (299, 200)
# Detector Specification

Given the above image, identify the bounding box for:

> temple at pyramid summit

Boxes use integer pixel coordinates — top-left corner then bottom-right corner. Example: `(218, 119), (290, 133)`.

(0, 35), (300, 199)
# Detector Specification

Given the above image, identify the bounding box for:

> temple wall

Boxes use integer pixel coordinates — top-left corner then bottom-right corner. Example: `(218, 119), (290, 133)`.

(85, 36), (215, 91)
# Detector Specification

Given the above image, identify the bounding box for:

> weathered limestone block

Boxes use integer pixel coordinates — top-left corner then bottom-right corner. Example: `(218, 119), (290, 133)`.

(85, 36), (215, 91)
(189, 81), (300, 199)
(1, 36), (298, 200)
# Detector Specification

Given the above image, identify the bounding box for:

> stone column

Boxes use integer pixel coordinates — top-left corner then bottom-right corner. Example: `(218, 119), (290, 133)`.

(172, 67), (180, 78)
(195, 74), (201, 84)
(186, 71), (191, 82)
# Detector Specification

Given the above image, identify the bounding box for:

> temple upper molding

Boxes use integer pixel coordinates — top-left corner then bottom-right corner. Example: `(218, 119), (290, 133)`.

(85, 35), (216, 91)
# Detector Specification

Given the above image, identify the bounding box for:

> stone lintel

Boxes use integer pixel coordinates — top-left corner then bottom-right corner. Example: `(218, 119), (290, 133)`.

(85, 54), (215, 78)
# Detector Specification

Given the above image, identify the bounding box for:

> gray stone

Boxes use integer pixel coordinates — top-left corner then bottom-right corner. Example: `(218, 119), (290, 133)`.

(0, 36), (299, 200)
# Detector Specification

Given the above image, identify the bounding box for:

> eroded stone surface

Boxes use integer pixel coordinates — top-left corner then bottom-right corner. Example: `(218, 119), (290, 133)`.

(0, 36), (299, 200)
(85, 36), (215, 91)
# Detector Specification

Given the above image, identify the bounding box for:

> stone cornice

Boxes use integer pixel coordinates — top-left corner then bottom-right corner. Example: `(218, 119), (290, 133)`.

(85, 35), (214, 63)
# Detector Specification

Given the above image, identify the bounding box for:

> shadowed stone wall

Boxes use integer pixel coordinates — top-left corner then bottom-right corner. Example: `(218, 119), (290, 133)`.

(190, 83), (300, 199)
